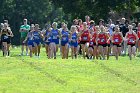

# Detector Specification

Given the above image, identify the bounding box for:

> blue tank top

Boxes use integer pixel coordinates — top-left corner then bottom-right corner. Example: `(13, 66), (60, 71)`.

(46, 31), (52, 42)
(61, 30), (69, 42)
(44, 30), (49, 40)
(45, 30), (49, 36)
(27, 32), (33, 41)
(71, 32), (77, 42)
(33, 31), (40, 40)
(51, 29), (59, 40)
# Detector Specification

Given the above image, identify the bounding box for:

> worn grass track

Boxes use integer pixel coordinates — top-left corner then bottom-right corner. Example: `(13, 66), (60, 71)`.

(0, 47), (140, 93)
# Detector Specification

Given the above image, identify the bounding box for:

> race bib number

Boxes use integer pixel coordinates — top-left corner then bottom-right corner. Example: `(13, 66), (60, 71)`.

(46, 37), (51, 42)
(90, 42), (93, 45)
(72, 35), (76, 39)
(34, 36), (39, 39)
(129, 38), (134, 43)
(72, 39), (76, 42)
(4, 36), (8, 39)
(29, 37), (33, 40)
(114, 38), (119, 42)
(48, 37), (51, 40)
(83, 37), (87, 40)
(53, 36), (57, 39)
(62, 37), (67, 41)
(101, 38), (105, 42)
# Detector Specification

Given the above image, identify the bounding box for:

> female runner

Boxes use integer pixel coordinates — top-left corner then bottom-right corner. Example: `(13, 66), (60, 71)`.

(43, 24), (52, 57)
(80, 22), (90, 59)
(23, 24), (35, 57)
(96, 25), (108, 60)
(70, 25), (78, 59)
(61, 24), (69, 59)
(125, 25), (138, 60)
(49, 22), (60, 59)
(0, 23), (13, 57)
(33, 24), (43, 57)
(93, 26), (99, 59)
(111, 25), (123, 60)
(88, 36), (94, 59)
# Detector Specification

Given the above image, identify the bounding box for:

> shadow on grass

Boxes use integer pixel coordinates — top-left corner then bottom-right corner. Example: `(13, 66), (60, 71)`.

(14, 55), (67, 86)
(94, 61), (137, 86)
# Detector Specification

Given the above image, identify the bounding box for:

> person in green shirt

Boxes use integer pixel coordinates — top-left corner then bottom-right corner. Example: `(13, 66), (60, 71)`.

(19, 19), (30, 56)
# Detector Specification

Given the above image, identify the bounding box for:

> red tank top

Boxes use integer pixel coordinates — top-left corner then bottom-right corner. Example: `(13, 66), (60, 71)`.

(81, 30), (90, 41)
(113, 33), (122, 44)
(91, 32), (97, 43)
(98, 33), (107, 44)
(127, 33), (136, 44)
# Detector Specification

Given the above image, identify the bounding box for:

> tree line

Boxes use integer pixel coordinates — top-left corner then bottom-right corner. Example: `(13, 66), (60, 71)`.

(0, 0), (140, 45)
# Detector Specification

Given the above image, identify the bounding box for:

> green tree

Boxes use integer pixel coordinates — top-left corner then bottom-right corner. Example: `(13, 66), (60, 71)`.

(51, 0), (139, 22)
(0, 0), (53, 45)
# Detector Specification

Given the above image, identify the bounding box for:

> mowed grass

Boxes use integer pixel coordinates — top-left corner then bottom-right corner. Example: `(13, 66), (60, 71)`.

(0, 46), (140, 93)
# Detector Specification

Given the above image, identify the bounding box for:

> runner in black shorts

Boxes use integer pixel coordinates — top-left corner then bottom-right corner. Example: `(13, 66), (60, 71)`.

(0, 23), (13, 56)
(97, 25), (108, 60)
(112, 25), (123, 60)
(80, 22), (90, 59)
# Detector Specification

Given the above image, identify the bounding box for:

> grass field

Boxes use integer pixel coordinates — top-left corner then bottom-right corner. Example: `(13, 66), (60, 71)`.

(0, 47), (140, 93)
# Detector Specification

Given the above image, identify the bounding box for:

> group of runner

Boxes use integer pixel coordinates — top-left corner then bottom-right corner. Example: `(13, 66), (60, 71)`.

(1, 16), (140, 60)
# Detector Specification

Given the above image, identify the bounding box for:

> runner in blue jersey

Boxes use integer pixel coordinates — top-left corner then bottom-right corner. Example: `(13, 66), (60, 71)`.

(49, 22), (60, 59)
(23, 24), (35, 57)
(43, 25), (52, 58)
(33, 24), (43, 57)
(70, 25), (78, 59)
(51, 22), (60, 50)
(61, 24), (69, 59)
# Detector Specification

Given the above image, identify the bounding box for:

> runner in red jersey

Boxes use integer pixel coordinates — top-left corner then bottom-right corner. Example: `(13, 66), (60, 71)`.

(111, 25), (123, 60)
(125, 25), (138, 60)
(137, 23), (140, 55)
(89, 26), (99, 59)
(88, 37), (94, 59)
(80, 22), (90, 59)
(105, 27), (111, 60)
(88, 25), (98, 59)
(96, 25), (109, 60)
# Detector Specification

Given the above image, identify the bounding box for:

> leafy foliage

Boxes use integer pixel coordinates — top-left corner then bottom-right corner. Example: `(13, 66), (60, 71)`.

(0, 0), (65, 45)
(52, 0), (140, 21)
(0, 0), (140, 45)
